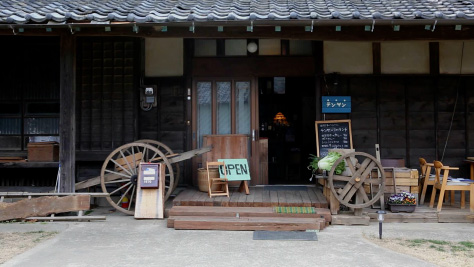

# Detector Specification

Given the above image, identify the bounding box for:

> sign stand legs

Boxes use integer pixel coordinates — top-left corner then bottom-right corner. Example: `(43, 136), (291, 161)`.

(238, 181), (250, 195)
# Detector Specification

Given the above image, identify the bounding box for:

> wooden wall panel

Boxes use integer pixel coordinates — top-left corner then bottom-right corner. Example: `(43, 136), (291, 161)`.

(76, 38), (139, 153)
(350, 77), (377, 155)
(326, 75), (472, 177)
(141, 77), (186, 153)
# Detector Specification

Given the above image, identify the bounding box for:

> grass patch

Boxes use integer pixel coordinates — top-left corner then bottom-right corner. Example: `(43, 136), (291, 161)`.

(84, 210), (93, 216)
(428, 240), (450, 245)
(459, 241), (474, 249)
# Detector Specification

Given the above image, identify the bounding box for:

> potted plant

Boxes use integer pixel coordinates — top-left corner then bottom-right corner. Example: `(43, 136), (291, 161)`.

(387, 191), (417, 213)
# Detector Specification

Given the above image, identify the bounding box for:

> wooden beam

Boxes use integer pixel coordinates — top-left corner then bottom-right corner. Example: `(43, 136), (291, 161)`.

(192, 56), (315, 77)
(372, 42), (381, 75)
(429, 42), (440, 75)
(0, 195), (90, 221)
(183, 38), (194, 186)
(0, 162), (59, 168)
(4, 25), (474, 41)
(59, 33), (76, 193)
(313, 41), (323, 75)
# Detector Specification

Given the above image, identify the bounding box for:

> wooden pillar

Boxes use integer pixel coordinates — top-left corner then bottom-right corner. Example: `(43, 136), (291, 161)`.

(430, 42), (440, 160)
(313, 41), (323, 121)
(59, 32), (76, 193)
(183, 38), (194, 185)
(372, 42), (381, 75)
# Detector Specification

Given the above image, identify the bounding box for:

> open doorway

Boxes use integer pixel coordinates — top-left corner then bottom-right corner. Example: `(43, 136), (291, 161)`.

(258, 77), (316, 184)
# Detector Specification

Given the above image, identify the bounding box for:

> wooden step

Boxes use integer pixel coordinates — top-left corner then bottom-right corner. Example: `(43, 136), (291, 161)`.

(331, 215), (370, 225)
(169, 206), (332, 222)
(171, 216), (324, 231)
(368, 212), (438, 223)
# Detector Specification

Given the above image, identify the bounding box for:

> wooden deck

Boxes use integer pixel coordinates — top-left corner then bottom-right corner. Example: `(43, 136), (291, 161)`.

(172, 186), (328, 208)
(366, 203), (474, 223)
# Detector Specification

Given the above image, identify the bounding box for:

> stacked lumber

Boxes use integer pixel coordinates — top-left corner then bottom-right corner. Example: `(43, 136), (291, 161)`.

(367, 168), (420, 202)
(167, 206), (331, 231)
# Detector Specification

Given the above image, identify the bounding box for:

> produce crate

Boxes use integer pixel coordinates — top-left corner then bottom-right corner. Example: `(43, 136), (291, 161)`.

(27, 142), (59, 162)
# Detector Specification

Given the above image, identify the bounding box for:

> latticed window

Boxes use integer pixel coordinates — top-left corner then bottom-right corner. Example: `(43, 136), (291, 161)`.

(195, 79), (251, 147)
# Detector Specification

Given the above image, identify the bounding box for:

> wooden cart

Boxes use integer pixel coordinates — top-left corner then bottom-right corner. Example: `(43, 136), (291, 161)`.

(75, 140), (211, 215)
(326, 152), (386, 215)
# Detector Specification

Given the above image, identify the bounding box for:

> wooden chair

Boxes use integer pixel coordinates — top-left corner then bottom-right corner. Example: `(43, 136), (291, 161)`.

(429, 160), (474, 212)
(419, 158), (435, 205)
(207, 161), (230, 198)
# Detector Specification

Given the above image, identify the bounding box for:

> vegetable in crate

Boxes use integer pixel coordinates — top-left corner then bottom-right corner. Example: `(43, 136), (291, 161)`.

(317, 152), (346, 175)
(308, 154), (321, 181)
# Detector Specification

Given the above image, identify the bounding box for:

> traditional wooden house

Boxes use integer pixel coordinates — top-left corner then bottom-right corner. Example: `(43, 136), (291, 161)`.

(0, 0), (473, 195)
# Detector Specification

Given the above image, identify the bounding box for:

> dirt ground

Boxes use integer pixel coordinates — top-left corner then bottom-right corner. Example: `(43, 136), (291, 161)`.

(365, 234), (474, 267)
(0, 231), (58, 264)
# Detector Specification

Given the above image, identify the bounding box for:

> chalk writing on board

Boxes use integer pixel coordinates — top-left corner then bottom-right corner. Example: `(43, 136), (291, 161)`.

(315, 120), (353, 157)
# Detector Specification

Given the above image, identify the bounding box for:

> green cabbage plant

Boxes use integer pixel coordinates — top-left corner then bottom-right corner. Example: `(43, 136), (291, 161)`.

(317, 151), (346, 175)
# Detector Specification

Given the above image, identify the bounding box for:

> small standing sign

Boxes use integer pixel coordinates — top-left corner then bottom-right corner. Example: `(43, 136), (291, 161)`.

(135, 162), (165, 219)
(217, 159), (250, 194)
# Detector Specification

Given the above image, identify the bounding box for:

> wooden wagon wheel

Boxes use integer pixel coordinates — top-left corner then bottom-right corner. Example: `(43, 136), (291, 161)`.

(100, 142), (174, 215)
(135, 139), (180, 194)
(328, 152), (385, 209)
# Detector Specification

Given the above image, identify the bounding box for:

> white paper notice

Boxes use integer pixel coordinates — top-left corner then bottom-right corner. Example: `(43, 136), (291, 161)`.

(144, 168), (156, 175)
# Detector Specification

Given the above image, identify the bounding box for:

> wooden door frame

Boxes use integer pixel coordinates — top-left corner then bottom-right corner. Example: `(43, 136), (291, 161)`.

(191, 77), (260, 185)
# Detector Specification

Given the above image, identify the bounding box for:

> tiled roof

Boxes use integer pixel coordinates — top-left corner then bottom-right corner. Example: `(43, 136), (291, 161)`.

(1, 0), (474, 25)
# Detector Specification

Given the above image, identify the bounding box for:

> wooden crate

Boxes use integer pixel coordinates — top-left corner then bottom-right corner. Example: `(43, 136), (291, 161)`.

(27, 142), (59, 162)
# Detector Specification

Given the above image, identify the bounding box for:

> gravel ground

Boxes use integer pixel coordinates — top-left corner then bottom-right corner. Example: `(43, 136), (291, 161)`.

(365, 235), (474, 267)
(0, 231), (58, 264)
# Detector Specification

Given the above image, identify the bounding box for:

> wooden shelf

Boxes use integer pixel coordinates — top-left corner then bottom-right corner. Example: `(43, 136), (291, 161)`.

(0, 162), (59, 168)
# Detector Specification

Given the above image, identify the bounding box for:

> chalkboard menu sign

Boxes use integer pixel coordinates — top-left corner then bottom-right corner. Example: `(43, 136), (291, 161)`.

(315, 120), (353, 157)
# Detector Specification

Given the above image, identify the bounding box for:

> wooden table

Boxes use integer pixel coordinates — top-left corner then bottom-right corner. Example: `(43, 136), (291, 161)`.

(465, 159), (474, 179)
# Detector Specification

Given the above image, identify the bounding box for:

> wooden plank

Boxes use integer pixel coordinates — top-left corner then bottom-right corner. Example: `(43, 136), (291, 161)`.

(172, 188), (196, 206)
(172, 188), (192, 206)
(220, 189), (233, 207)
(168, 146), (213, 164)
(261, 188), (271, 207)
(386, 178), (418, 186)
(228, 188), (241, 207)
(244, 188), (256, 207)
(252, 187), (263, 207)
(299, 189), (313, 208)
(285, 190), (302, 207)
(168, 206), (332, 222)
(194, 190), (208, 206)
(429, 42), (440, 75)
(0, 195), (90, 221)
(0, 162), (58, 168)
(307, 187), (319, 207)
(26, 216), (106, 221)
(258, 139), (269, 185)
(438, 212), (474, 223)
(237, 190), (247, 207)
(0, 192), (108, 197)
(134, 164), (165, 219)
(331, 215), (370, 225)
(59, 33), (76, 193)
(368, 212), (438, 223)
(372, 42), (381, 75)
(172, 216), (323, 231)
(269, 190), (279, 206)
(277, 190), (287, 207)
(203, 192), (214, 206)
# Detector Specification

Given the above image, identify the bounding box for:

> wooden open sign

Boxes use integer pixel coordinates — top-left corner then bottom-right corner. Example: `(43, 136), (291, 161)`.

(139, 163), (160, 189)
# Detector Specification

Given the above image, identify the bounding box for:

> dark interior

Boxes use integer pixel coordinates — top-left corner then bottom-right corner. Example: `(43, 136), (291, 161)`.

(258, 77), (316, 184)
